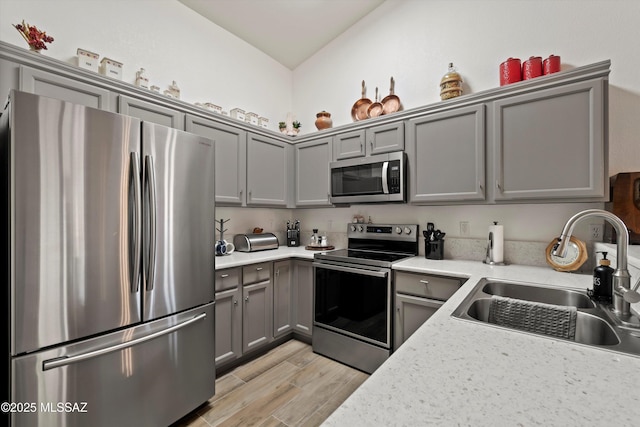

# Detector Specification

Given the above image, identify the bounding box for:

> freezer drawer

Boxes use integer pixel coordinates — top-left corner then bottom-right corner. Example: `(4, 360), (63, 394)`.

(10, 303), (215, 427)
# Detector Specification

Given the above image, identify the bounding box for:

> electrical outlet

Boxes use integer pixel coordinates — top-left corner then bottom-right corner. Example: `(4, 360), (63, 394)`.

(460, 221), (470, 236)
(590, 223), (603, 240)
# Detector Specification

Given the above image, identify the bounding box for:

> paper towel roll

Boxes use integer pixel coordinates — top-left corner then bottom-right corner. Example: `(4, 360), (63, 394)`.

(489, 222), (504, 263)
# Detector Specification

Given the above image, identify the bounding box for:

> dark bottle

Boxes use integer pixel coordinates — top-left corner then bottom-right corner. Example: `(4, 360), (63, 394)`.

(592, 251), (614, 303)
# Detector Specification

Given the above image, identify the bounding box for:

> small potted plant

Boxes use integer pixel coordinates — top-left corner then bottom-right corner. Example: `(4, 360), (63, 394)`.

(292, 121), (301, 135)
(279, 121), (287, 133)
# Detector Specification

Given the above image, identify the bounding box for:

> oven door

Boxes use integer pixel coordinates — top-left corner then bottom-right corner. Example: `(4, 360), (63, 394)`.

(329, 152), (405, 204)
(313, 261), (391, 348)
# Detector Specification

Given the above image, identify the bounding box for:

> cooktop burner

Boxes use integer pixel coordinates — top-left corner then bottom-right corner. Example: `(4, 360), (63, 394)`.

(314, 223), (419, 268)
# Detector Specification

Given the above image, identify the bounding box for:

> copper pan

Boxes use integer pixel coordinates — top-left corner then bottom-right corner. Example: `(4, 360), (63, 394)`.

(367, 87), (383, 118)
(351, 80), (372, 121)
(381, 77), (401, 115)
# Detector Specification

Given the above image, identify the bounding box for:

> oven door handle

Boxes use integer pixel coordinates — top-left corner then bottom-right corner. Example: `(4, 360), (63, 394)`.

(313, 262), (388, 278)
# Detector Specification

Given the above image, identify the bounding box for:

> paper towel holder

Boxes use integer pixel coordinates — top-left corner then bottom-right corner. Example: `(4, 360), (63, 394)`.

(483, 221), (506, 265)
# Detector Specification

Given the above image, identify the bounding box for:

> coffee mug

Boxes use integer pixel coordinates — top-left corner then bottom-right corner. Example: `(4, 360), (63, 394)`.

(224, 240), (235, 254)
(215, 240), (227, 256)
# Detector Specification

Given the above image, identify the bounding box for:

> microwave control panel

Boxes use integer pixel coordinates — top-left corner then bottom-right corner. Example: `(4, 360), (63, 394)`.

(388, 160), (401, 194)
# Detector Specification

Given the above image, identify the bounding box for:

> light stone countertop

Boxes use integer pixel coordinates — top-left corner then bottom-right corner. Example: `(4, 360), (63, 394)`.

(214, 246), (317, 270)
(323, 257), (640, 427)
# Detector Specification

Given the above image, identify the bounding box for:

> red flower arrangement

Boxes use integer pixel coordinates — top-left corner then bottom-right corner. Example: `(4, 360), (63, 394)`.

(13, 20), (54, 51)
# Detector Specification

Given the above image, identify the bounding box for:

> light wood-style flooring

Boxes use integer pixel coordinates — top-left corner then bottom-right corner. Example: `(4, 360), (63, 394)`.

(173, 340), (369, 427)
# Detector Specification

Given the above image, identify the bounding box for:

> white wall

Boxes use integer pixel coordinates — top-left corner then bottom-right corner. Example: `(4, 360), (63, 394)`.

(0, 0), (293, 131)
(293, 0), (640, 176)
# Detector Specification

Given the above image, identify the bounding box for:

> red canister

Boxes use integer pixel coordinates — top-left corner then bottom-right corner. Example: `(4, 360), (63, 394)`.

(522, 56), (543, 80)
(500, 57), (522, 86)
(543, 54), (561, 75)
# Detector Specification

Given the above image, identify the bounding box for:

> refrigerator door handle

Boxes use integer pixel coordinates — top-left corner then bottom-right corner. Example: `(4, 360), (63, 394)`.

(42, 312), (207, 371)
(130, 152), (142, 293)
(144, 155), (157, 291)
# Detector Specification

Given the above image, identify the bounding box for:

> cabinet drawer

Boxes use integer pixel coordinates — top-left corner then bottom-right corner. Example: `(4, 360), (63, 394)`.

(216, 267), (242, 292)
(395, 271), (463, 301)
(243, 262), (272, 285)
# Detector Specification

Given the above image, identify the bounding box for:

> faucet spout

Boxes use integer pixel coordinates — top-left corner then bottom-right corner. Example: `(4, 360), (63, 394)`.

(553, 209), (632, 315)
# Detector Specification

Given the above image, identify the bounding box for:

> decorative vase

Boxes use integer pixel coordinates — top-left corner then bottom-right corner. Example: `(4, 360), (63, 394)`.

(315, 111), (333, 130)
(29, 45), (42, 54)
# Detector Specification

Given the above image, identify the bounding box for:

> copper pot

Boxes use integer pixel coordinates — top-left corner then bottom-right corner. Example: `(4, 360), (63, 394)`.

(381, 77), (401, 115)
(350, 80), (372, 121)
(367, 87), (383, 118)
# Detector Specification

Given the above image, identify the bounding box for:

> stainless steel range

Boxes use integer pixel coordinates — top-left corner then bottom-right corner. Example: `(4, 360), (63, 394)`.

(312, 223), (419, 373)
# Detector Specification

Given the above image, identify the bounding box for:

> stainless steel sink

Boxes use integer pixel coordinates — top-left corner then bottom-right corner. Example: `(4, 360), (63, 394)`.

(452, 278), (640, 357)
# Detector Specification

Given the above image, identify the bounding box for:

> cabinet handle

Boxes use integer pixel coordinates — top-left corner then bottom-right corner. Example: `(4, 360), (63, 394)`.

(239, 189), (243, 198)
(220, 274), (229, 278)
(370, 140), (373, 151)
(496, 180), (502, 191)
(276, 269), (280, 276)
(245, 296), (249, 302)
(479, 181), (483, 191)
(234, 300), (238, 306)
(248, 190), (252, 200)
(419, 280), (429, 285)
(256, 267), (263, 271)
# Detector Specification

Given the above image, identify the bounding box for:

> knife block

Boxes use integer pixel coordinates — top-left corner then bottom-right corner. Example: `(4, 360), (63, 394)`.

(287, 229), (300, 247)
(425, 240), (444, 260)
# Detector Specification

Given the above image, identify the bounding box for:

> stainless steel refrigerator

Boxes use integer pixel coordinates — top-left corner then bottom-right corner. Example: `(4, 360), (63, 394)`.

(1, 90), (215, 427)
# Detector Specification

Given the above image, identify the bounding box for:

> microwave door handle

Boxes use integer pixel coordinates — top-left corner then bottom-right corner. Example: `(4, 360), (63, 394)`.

(144, 155), (157, 291)
(129, 152), (142, 293)
(381, 161), (389, 194)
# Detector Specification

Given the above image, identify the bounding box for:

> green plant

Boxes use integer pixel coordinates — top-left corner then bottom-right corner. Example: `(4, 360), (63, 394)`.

(278, 121), (286, 129)
(292, 121), (301, 129)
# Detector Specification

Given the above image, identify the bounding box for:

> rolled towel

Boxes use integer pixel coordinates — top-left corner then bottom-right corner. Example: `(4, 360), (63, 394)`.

(488, 295), (577, 340)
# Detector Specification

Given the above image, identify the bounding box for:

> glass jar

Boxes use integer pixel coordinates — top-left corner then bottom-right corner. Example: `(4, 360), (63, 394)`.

(310, 228), (320, 246)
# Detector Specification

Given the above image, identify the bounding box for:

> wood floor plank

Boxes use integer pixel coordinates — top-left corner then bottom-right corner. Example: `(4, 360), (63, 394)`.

(258, 416), (288, 427)
(233, 340), (307, 382)
(208, 374), (245, 403)
(285, 344), (319, 368)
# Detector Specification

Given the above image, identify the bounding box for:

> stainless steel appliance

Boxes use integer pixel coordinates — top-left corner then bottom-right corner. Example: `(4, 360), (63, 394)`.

(329, 151), (406, 204)
(233, 232), (279, 252)
(1, 90), (215, 427)
(313, 223), (419, 373)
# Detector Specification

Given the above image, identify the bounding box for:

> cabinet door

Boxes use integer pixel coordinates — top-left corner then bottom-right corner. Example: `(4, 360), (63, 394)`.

(19, 65), (112, 111)
(333, 129), (365, 160)
(186, 115), (247, 205)
(215, 287), (242, 367)
(242, 280), (273, 353)
(366, 121), (405, 155)
(246, 133), (291, 206)
(492, 79), (606, 201)
(293, 260), (313, 337)
(406, 104), (485, 203)
(394, 294), (443, 350)
(273, 260), (293, 338)
(295, 137), (332, 206)
(119, 95), (184, 129)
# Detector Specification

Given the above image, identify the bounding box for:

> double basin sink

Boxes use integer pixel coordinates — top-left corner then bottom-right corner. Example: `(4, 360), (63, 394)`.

(451, 278), (640, 357)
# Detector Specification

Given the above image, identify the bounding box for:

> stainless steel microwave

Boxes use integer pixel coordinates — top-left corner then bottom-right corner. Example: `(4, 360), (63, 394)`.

(329, 151), (406, 204)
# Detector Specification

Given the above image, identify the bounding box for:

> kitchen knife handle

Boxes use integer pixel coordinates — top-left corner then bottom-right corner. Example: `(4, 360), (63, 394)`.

(144, 155), (157, 291)
(130, 152), (142, 293)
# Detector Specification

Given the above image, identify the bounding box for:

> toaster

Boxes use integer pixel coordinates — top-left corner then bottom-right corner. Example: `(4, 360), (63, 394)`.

(233, 233), (279, 252)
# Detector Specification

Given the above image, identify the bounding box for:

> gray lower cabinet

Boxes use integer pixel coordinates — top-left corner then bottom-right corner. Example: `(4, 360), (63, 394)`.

(333, 121), (404, 160)
(273, 260), (293, 338)
(19, 65), (112, 111)
(406, 104), (485, 203)
(242, 263), (273, 353)
(186, 115), (247, 205)
(293, 260), (313, 337)
(214, 286), (242, 366)
(118, 95), (185, 129)
(295, 137), (332, 207)
(491, 78), (606, 201)
(394, 271), (464, 350)
(246, 133), (293, 207)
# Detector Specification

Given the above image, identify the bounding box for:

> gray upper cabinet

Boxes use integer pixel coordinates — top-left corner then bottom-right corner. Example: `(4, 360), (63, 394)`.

(491, 78), (606, 201)
(333, 121), (404, 160)
(19, 65), (112, 111)
(295, 136), (332, 207)
(186, 115), (247, 205)
(118, 95), (185, 129)
(246, 133), (292, 207)
(406, 104), (485, 203)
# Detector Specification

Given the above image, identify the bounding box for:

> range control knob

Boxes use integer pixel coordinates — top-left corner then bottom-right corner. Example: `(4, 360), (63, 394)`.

(358, 225), (364, 232)
(350, 225), (357, 232)
(404, 227), (412, 235)
(395, 226), (403, 234)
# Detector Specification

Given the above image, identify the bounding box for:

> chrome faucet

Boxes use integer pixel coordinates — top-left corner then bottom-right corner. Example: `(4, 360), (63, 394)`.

(553, 209), (637, 316)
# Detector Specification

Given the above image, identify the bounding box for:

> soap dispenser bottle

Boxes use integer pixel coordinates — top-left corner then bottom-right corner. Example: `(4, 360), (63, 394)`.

(591, 251), (613, 303)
